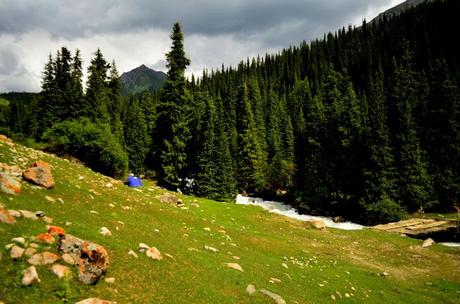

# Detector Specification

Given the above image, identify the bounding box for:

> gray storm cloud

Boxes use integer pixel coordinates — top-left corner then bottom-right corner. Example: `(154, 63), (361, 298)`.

(0, 0), (402, 92)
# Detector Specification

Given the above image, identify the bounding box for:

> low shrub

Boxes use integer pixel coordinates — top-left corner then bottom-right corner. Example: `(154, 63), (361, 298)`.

(43, 118), (128, 178)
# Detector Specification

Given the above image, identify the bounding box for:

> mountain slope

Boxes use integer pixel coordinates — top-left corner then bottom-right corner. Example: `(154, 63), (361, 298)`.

(120, 64), (167, 96)
(372, 0), (430, 22)
(0, 137), (459, 303)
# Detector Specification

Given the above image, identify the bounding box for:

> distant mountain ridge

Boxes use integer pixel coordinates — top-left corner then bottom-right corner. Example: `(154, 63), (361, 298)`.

(372, 0), (431, 22)
(120, 64), (167, 96)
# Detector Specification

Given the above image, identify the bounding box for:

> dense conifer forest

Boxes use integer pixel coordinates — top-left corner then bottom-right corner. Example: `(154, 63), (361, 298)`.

(1, 0), (458, 224)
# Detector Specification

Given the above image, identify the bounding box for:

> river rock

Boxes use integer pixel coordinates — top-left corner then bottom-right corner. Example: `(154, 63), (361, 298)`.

(260, 289), (286, 304)
(59, 234), (109, 285)
(75, 298), (114, 304)
(51, 264), (71, 279)
(22, 160), (55, 189)
(308, 219), (326, 230)
(0, 206), (16, 224)
(22, 266), (40, 285)
(0, 172), (21, 195)
(422, 238), (435, 248)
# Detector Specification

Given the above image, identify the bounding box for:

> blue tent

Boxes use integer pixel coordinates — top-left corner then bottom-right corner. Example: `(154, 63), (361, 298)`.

(126, 175), (142, 187)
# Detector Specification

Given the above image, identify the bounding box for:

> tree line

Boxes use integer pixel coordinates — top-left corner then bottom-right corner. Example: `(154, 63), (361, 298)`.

(1, 0), (458, 223)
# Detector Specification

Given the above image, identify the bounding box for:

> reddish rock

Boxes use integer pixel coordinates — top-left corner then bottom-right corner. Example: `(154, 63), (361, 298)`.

(59, 234), (109, 285)
(36, 233), (56, 244)
(0, 172), (21, 195)
(48, 225), (66, 236)
(0, 206), (16, 224)
(22, 160), (55, 189)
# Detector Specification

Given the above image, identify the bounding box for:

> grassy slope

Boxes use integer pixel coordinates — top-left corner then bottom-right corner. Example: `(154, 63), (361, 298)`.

(0, 140), (459, 303)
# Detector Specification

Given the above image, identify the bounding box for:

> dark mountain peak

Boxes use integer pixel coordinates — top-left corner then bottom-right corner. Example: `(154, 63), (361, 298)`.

(120, 65), (167, 96)
(372, 0), (430, 22)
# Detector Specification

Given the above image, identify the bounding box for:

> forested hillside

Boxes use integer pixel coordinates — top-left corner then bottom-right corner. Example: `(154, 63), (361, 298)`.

(0, 0), (458, 224)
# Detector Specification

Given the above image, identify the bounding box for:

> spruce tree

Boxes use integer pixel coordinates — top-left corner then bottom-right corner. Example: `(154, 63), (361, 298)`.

(123, 98), (149, 174)
(194, 93), (219, 198)
(388, 46), (432, 212)
(107, 60), (124, 143)
(236, 82), (266, 193)
(156, 22), (192, 189)
(40, 54), (59, 131)
(69, 49), (87, 118)
(86, 49), (111, 123)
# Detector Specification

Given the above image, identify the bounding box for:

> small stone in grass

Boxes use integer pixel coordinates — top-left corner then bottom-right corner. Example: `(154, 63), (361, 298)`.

(10, 245), (25, 259)
(146, 247), (163, 260)
(35, 211), (45, 217)
(99, 227), (112, 237)
(11, 236), (25, 245)
(62, 253), (76, 265)
(52, 264), (71, 279)
(138, 243), (149, 253)
(246, 284), (256, 295)
(204, 245), (219, 253)
(24, 247), (37, 257)
(128, 250), (138, 258)
(105, 277), (115, 284)
(22, 266), (40, 285)
(225, 262), (243, 272)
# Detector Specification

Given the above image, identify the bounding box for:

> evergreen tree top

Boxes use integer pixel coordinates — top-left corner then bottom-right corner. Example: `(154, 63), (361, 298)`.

(166, 22), (191, 80)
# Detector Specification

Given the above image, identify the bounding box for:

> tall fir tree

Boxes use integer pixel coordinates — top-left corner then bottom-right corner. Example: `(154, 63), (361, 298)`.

(86, 49), (111, 123)
(68, 49), (87, 118)
(123, 98), (149, 174)
(236, 82), (266, 192)
(156, 22), (192, 189)
(40, 54), (59, 131)
(387, 46), (432, 212)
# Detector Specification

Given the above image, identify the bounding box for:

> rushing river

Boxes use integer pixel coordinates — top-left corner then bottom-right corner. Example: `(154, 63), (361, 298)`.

(235, 194), (364, 231)
(235, 195), (460, 247)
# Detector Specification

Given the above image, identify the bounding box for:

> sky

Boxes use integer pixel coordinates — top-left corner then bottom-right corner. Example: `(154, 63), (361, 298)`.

(0, 0), (406, 92)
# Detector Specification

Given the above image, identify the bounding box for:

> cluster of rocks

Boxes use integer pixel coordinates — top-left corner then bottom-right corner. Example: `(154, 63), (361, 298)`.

(0, 206), (53, 225)
(137, 243), (163, 260)
(4, 225), (109, 286)
(0, 156), (55, 196)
